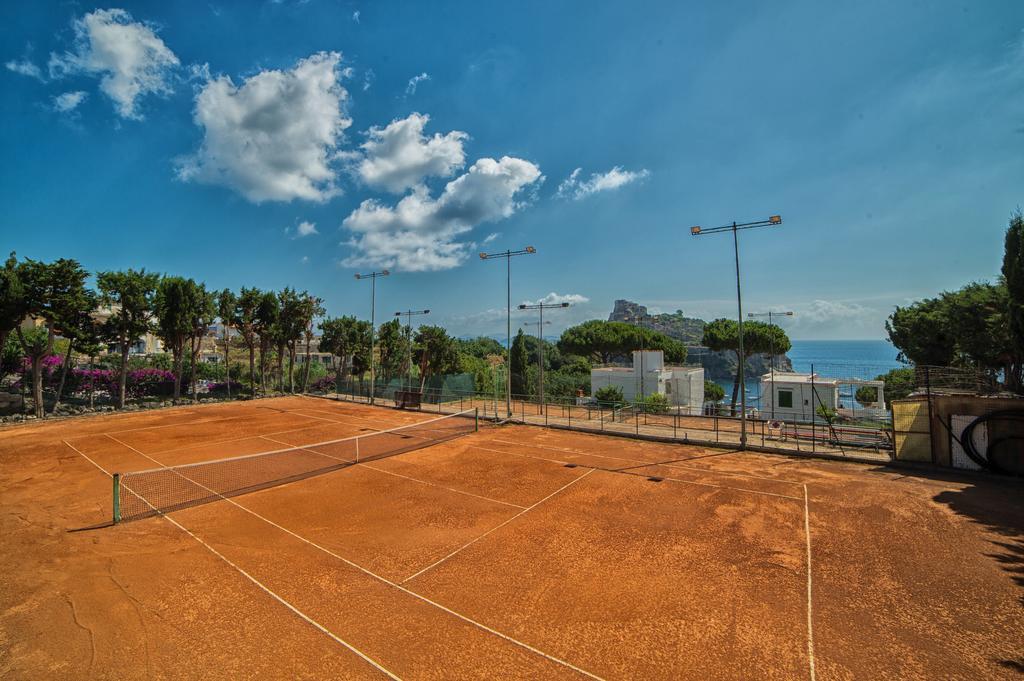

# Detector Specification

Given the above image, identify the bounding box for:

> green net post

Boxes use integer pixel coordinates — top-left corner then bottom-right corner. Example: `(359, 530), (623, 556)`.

(112, 473), (121, 524)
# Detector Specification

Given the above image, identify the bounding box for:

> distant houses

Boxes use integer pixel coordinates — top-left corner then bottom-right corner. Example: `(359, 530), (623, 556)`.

(590, 350), (705, 413)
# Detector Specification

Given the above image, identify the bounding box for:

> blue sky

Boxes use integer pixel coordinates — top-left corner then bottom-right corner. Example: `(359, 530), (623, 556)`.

(3, 1), (1023, 340)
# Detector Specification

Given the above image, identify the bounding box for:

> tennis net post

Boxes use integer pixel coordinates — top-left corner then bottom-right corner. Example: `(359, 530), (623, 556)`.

(112, 473), (121, 524)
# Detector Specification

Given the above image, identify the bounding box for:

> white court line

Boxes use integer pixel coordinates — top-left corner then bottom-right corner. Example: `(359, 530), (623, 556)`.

(487, 437), (804, 487)
(403, 470), (595, 583)
(472, 445), (802, 501)
(258, 435), (527, 511)
(61, 440), (401, 680)
(102, 434), (604, 680)
(804, 485), (817, 681)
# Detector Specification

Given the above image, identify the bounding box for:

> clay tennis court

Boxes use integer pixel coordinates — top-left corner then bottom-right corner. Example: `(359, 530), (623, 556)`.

(1, 396), (1021, 679)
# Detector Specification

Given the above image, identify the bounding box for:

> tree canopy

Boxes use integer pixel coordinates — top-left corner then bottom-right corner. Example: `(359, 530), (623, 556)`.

(557, 319), (687, 365)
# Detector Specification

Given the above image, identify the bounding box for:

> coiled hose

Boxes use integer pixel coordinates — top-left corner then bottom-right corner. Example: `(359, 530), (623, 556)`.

(961, 410), (1024, 475)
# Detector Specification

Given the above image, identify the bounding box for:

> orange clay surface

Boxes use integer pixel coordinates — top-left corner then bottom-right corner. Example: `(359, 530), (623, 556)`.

(1, 395), (1021, 680)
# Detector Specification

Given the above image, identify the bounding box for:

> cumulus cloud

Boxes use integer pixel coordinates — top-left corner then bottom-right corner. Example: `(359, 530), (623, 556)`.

(482, 232), (500, 244)
(352, 10), (360, 23)
(362, 68), (374, 91)
(53, 90), (88, 112)
(800, 299), (874, 324)
(342, 155), (542, 271)
(285, 220), (319, 238)
(48, 8), (179, 119)
(405, 72), (430, 96)
(5, 59), (44, 81)
(556, 165), (650, 200)
(521, 292), (590, 306)
(176, 51), (351, 203)
(349, 113), (467, 193)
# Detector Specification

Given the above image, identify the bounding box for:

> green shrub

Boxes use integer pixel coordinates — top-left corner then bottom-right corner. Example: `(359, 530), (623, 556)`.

(594, 385), (625, 407)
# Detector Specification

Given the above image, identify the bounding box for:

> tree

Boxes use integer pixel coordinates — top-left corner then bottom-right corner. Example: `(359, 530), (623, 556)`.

(1003, 210), (1024, 392)
(188, 284), (216, 402)
(254, 290), (280, 394)
(0, 253), (23, 363)
(51, 284), (99, 413)
(886, 297), (955, 366)
(16, 258), (91, 417)
(154, 276), (201, 399)
(558, 319), (687, 365)
(376, 318), (407, 384)
(95, 269), (160, 409)
(702, 318), (791, 415)
(235, 288), (261, 396)
(854, 385), (879, 407)
(319, 316), (371, 389)
(216, 289), (237, 396)
(704, 380), (725, 403)
(510, 329), (529, 396)
(298, 293), (324, 392)
(413, 325), (459, 393)
(874, 367), (915, 401)
(272, 288), (304, 392)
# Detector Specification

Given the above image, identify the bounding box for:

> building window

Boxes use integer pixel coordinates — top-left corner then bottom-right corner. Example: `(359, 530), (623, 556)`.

(777, 389), (793, 408)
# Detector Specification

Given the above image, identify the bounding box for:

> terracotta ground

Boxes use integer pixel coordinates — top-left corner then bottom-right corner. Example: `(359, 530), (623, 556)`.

(0, 395), (1021, 680)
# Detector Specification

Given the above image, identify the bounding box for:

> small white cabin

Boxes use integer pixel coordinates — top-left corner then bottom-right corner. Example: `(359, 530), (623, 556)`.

(759, 372), (887, 422)
(591, 350), (704, 413)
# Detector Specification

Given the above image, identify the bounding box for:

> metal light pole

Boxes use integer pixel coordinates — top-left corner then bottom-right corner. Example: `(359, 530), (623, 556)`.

(626, 313), (652, 403)
(395, 309), (430, 391)
(747, 310), (794, 419)
(479, 246), (536, 419)
(354, 269), (390, 405)
(517, 301), (570, 412)
(691, 215), (782, 449)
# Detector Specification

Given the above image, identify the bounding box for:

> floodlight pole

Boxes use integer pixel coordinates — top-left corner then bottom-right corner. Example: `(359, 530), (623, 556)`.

(355, 270), (390, 404)
(517, 301), (570, 413)
(627, 313), (652, 403)
(748, 310), (794, 419)
(691, 215), (783, 449)
(395, 309), (430, 392)
(480, 246), (536, 418)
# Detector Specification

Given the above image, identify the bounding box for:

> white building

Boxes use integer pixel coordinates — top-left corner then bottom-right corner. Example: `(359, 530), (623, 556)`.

(590, 350), (705, 413)
(759, 372), (887, 422)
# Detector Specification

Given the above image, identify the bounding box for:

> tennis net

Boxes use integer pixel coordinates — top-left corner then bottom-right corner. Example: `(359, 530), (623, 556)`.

(113, 408), (478, 523)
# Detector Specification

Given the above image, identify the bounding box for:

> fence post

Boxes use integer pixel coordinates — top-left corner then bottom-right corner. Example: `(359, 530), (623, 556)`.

(112, 473), (121, 524)
(925, 366), (936, 465)
(474, 407), (479, 432)
(568, 404), (572, 429)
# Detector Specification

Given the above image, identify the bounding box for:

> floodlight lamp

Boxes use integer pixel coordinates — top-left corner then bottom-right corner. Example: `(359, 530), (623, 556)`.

(354, 274), (362, 280)
(784, 311), (794, 316)
(560, 302), (570, 307)
(690, 226), (702, 235)
(518, 304), (528, 310)
(479, 252), (488, 260)
(382, 269), (390, 276)
(394, 311), (401, 316)
(769, 215), (782, 224)
(424, 309), (430, 314)
(526, 246), (536, 253)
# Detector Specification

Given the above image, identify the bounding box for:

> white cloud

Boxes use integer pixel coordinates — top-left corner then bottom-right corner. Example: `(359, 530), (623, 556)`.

(285, 220), (319, 238)
(482, 232), (500, 244)
(352, 10), (360, 23)
(301, 255), (310, 264)
(342, 155), (542, 271)
(350, 113), (467, 193)
(799, 299), (874, 324)
(363, 68), (374, 91)
(48, 8), (179, 119)
(176, 51), (351, 203)
(556, 165), (650, 200)
(521, 292), (590, 306)
(405, 72), (430, 96)
(5, 59), (44, 81)
(53, 90), (88, 112)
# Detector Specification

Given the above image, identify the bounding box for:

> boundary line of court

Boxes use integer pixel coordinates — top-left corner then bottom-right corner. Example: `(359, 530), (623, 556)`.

(487, 437), (805, 487)
(402, 470), (595, 583)
(258, 434), (527, 511)
(61, 440), (401, 680)
(101, 434), (605, 680)
(471, 444), (802, 501)
(804, 484), (817, 681)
